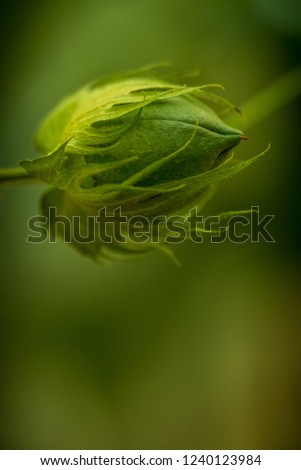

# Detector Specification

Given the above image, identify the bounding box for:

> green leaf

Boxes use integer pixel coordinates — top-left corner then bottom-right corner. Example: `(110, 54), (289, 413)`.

(34, 93), (82, 153)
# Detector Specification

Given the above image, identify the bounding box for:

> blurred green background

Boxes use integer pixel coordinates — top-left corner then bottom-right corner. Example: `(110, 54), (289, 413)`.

(1, 0), (301, 450)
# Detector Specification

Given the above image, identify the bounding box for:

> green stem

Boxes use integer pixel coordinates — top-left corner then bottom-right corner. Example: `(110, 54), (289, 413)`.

(0, 167), (39, 186)
(227, 64), (301, 130)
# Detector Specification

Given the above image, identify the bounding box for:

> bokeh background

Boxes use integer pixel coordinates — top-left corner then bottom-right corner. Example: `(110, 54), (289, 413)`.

(1, 0), (301, 450)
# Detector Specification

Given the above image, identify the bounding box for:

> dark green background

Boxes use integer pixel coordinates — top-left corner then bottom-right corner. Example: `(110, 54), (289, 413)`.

(1, 0), (300, 449)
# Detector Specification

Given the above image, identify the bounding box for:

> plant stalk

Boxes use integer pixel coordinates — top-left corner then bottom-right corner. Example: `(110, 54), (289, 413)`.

(227, 64), (301, 130)
(0, 167), (39, 186)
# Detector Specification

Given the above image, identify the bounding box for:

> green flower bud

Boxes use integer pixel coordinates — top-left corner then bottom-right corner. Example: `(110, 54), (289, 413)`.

(21, 66), (256, 263)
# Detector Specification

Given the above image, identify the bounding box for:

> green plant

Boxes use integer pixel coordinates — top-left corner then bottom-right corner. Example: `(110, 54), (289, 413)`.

(1, 64), (300, 263)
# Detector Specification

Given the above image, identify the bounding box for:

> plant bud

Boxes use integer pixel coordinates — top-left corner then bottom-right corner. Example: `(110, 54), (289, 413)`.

(21, 66), (254, 262)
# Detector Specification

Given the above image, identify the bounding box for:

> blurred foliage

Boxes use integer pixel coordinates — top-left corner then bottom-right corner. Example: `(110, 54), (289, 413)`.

(0, 0), (301, 449)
